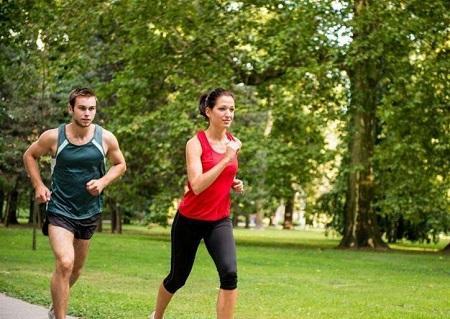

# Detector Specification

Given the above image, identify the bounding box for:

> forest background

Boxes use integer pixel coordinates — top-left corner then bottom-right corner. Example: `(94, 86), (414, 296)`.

(1, 0), (449, 250)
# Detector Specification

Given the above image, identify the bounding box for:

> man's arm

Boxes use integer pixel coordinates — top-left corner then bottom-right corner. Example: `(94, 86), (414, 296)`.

(23, 129), (57, 203)
(86, 130), (126, 196)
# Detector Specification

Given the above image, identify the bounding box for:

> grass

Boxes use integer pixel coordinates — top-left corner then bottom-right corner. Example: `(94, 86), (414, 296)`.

(0, 224), (449, 319)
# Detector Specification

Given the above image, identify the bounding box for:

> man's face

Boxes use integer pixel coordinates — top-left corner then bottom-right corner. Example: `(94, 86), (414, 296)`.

(69, 96), (97, 127)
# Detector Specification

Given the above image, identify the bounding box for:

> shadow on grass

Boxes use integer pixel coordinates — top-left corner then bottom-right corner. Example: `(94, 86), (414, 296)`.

(124, 230), (449, 255)
(98, 227), (337, 250)
(4, 224), (448, 256)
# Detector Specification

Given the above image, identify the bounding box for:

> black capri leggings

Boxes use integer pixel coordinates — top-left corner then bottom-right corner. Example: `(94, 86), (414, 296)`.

(163, 212), (237, 294)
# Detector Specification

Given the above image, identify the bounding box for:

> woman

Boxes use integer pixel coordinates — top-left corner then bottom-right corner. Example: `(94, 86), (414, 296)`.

(150, 88), (243, 319)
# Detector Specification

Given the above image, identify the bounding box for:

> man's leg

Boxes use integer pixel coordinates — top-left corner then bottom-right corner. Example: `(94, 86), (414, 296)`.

(48, 225), (75, 319)
(70, 239), (91, 287)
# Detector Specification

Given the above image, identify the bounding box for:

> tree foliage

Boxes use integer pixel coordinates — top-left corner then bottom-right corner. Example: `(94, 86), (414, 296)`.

(1, 0), (449, 247)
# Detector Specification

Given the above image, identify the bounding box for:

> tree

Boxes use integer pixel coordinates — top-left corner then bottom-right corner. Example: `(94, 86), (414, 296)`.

(225, 1), (342, 229)
(2, 0), (448, 247)
(317, 0), (450, 248)
(373, 0), (450, 245)
(337, 0), (388, 248)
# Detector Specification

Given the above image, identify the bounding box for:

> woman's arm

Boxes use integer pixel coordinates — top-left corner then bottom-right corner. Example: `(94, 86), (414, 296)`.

(186, 136), (241, 195)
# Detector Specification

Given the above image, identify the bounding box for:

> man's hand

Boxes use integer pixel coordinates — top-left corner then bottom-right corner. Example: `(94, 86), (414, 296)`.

(86, 179), (106, 196)
(35, 185), (51, 203)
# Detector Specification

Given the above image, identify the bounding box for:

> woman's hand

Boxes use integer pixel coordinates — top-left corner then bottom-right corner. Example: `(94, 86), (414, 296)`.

(232, 178), (244, 193)
(225, 139), (242, 162)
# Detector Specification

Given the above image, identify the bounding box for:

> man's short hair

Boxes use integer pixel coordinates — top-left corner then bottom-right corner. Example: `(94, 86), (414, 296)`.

(68, 88), (97, 109)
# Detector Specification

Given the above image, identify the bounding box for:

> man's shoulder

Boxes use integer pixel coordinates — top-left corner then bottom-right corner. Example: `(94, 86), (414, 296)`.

(40, 127), (59, 140)
(99, 126), (112, 137)
(33, 127), (59, 151)
(99, 126), (118, 145)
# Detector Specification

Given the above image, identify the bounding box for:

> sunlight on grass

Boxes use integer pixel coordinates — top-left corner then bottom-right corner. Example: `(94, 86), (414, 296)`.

(1, 225), (449, 319)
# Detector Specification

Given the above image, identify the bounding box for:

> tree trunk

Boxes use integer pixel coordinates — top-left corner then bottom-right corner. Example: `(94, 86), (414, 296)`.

(231, 201), (239, 227)
(0, 189), (4, 221)
(4, 190), (19, 226)
(32, 201), (39, 251)
(340, 0), (387, 249)
(244, 214), (250, 229)
(255, 200), (264, 229)
(232, 213), (238, 227)
(111, 208), (116, 233)
(28, 190), (34, 224)
(3, 192), (9, 224)
(442, 243), (450, 253)
(116, 209), (122, 233)
(283, 197), (294, 230)
(39, 203), (45, 228)
(269, 215), (274, 226)
(97, 214), (103, 232)
(109, 198), (122, 234)
(29, 190), (45, 227)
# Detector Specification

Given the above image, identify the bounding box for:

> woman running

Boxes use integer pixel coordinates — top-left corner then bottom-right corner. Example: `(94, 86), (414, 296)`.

(149, 88), (243, 319)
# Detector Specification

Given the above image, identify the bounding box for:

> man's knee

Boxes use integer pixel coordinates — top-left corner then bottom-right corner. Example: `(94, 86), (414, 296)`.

(220, 271), (237, 290)
(71, 265), (83, 279)
(56, 257), (74, 275)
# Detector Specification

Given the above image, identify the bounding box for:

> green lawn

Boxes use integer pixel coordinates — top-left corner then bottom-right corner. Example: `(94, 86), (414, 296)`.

(0, 225), (449, 319)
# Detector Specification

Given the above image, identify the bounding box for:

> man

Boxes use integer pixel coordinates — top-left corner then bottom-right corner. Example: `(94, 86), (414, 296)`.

(23, 88), (126, 319)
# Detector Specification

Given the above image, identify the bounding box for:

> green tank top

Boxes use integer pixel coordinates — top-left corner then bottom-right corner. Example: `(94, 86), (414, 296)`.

(47, 124), (106, 219)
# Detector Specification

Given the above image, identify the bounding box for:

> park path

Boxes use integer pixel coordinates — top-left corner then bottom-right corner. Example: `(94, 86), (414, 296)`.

(0, 293), (78, 319)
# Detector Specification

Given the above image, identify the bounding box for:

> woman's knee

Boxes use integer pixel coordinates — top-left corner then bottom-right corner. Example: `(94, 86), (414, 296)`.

(219, 270), (237, 290)
(163, 274), (188, 294)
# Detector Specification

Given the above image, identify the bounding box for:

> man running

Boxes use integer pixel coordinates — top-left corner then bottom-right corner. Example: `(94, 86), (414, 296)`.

(23, 87), (127, 319)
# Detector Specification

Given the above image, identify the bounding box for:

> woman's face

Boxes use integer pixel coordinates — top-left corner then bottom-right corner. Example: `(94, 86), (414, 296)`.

(206, 95), (235, 129)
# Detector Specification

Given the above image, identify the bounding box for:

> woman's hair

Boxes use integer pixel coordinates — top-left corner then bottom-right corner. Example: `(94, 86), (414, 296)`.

(198, 88), (234, 120)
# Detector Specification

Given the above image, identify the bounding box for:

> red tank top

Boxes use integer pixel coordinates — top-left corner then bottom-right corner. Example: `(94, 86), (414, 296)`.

(178, 131), (239, 221)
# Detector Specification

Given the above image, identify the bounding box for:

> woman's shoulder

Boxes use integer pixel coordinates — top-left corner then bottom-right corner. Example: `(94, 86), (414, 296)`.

(186, 134), (201, 149)
(188, 130), (207, 145)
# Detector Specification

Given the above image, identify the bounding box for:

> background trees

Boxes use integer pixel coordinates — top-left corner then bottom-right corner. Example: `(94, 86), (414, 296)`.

(1, 0), (448, 249)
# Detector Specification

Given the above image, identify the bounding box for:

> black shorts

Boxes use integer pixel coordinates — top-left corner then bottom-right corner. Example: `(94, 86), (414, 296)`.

(42, 213), (101, 240)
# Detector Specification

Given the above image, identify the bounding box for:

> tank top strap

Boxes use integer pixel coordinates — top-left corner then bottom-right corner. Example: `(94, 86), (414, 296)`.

(57, 124), (66, 147)
(92, 124), (105, 157)
(94, 124), (103, 142)
(226, 132), (235, 141)
(55, 124), (69, 159)
(197, 131), (212, 153)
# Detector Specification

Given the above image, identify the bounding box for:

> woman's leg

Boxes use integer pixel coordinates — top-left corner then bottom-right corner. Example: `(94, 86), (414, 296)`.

(153, 283), (173, 319)
(154, 213), (203, 319)
(217, 289), (238, 319)
(204, 218), (238, 319)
